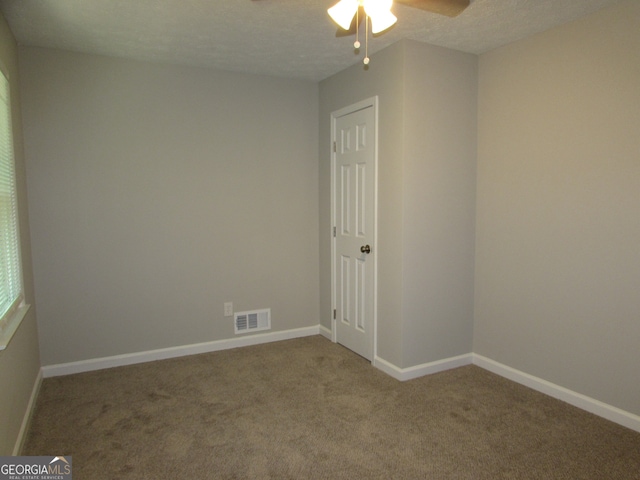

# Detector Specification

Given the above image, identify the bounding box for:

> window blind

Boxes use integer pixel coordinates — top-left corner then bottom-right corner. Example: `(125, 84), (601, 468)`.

(0, 69), (23, 329)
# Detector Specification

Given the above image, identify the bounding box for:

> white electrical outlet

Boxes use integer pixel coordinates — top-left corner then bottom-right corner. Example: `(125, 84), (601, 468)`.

(224, 302), (233, 317)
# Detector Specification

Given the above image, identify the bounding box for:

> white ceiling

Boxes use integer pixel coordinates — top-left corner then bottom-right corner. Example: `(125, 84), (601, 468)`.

(0, 0), (621, 81)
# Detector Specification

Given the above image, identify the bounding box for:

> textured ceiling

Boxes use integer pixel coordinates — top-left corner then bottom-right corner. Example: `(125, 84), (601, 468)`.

(0, 0), (621, 81)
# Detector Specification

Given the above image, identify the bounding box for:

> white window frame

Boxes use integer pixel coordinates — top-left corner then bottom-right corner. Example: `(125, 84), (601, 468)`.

(0, 66), (29, 351)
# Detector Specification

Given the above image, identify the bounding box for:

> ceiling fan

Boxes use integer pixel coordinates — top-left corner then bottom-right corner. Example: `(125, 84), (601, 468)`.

(331, 0), (470, 37)
(326, 0), (469, 64)
(253, 0), (470, 64)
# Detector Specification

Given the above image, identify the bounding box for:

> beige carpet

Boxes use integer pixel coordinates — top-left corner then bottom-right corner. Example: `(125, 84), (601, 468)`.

(24, 336), (640, 479)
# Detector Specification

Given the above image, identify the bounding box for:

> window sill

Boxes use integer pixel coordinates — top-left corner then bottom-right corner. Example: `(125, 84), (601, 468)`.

(0, 304), (31, 351)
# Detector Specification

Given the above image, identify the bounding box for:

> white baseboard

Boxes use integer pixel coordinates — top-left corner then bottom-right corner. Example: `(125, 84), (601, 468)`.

(319, 324), (332, 340)
(13, 368), (43, 455)
(42, 326), (320, 378)
(472, 354), (640, 434)
(373, 353), (473, 382)
(37, 327), (640, 434)
(372, 351), (640, 433)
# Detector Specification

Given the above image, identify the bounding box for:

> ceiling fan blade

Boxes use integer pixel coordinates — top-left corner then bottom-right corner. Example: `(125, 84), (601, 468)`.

(396, 0), (470, 17)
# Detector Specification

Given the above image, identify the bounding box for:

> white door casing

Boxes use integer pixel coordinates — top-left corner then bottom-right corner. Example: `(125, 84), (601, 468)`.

(331, 97), (377, 361)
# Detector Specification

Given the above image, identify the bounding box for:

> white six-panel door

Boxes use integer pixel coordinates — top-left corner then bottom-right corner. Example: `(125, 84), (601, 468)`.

(332, 99), (377, 361)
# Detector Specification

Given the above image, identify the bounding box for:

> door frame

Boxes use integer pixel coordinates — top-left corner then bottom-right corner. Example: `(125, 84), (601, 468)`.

(330, 96), (379, 361)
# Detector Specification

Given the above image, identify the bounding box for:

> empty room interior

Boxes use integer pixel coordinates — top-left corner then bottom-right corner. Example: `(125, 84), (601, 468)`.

(0, 0), (638, 475)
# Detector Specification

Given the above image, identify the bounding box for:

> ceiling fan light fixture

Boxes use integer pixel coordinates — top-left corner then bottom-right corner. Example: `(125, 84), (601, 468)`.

(363, 0), (397, 33)
(368, 11), (397, 34)
(328, 0), (398, 65)
(328, 0), (360, 31)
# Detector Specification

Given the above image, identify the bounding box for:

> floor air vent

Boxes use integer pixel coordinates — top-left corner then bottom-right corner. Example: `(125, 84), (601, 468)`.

(234, 308), (271, 334)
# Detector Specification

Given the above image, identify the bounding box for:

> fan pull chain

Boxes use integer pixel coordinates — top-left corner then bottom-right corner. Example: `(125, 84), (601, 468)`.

(354, 8), (361, 50)
(363, 15), (370, 65)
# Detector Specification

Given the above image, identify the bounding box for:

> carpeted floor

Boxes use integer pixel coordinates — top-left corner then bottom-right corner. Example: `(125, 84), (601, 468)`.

(24, 335), (640, 479)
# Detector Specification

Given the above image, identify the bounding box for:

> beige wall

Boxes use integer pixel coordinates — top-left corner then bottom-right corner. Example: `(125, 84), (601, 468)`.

(0, 13), (41, 455)
(19, 48), (319, 365)
(401, 41), (476, 367)
(474, 0), (640, 415)
(320, 40), (477, 369)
